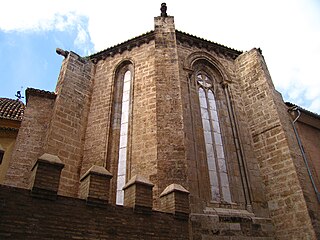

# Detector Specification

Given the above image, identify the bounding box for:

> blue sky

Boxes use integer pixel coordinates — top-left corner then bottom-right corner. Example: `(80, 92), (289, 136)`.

(0, 15), (94, 99)
(0, 0), (319, 113)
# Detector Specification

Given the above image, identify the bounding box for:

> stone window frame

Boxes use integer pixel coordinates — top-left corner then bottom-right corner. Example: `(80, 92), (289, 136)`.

(194, 67), (232, 204)
(185, 52), (252, 209)
(108, 61), (134, 206)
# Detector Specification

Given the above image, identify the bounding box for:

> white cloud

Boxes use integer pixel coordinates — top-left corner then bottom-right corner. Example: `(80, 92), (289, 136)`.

(0, 0), (319, 113)
(74, 24), (90, 53)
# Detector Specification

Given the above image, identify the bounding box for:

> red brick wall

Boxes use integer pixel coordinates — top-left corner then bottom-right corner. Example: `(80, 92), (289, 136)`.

(0, 185), (189, 240)
(296, 121), (320, 192)
(295, 120), (320, 238)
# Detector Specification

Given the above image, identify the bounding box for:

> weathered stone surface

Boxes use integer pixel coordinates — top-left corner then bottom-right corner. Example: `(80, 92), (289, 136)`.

(4, 91), (56, 188)
(235, 48), (318, 239)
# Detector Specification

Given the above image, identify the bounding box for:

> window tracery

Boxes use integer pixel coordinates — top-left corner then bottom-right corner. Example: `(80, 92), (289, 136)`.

(196, 71), (231, 203)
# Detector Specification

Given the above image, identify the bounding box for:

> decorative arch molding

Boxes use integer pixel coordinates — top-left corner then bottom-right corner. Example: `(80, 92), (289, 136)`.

(184, 51), (231, 83)
(107, 58), (135, 206)
(114, 58), (135, 77)
(185, 51), (252, 208)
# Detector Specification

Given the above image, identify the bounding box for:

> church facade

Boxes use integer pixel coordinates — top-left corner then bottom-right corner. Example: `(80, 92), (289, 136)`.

(1, 5), (319, 239)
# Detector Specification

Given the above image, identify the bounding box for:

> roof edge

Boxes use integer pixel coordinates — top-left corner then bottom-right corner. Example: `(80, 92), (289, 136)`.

(88, 31), (155, 62)
(286, 102), (320, 120)
(175, 30), (243, 60)
(88, 29), (243, 63)
(26, 88), (56, 104)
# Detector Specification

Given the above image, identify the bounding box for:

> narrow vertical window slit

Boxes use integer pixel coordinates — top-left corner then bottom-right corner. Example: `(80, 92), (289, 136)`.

(116, 70), (131, 205)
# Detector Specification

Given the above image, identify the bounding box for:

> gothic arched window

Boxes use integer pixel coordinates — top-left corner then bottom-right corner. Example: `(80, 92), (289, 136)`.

(116, 70), (132, 205)
(107, 62), (134, 206)
(197, 71), (231, 203)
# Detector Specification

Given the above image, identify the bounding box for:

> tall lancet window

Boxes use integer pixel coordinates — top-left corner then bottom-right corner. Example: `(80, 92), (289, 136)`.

(197, 72), (231, 203)
(116, 70), (132, 205)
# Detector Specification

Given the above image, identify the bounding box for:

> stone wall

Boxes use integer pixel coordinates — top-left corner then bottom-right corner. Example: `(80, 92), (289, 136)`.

(175, 40), (274, 240)
(4, 89), (55, 188)
(154, 16), (188, 206)
(81, 39), (157, 203)
(44, 52), (94, 197)
(176, 42), (269, 217)
(236, 48), (317, 239)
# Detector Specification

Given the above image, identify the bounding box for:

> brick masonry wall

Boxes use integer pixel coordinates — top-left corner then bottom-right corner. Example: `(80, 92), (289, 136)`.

(4, 93), (55, 188)
(44, 52), (94, 198)
(291, 118), (320, 237)
(296, 120), (320, 192)
(236, 48), (317, 239)
(0, 185), (189, 240)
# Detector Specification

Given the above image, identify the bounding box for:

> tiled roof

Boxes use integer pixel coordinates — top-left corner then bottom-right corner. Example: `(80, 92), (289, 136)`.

(0, 98), (25, 121)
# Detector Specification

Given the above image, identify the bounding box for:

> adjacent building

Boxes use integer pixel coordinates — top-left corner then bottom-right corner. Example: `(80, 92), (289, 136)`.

(0, 98), (24, 183)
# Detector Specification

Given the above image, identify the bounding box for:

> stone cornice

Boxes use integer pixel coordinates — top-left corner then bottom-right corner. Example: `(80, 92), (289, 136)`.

(176, 30), (242, 60)
(89, 31), (155, 63)
(87, 29), (243, 63)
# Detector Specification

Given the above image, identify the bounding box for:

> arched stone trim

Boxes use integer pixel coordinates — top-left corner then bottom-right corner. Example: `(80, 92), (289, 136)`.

(113, 59), (135, 78)
(184, 51), (231, 84)
(107, 59), (135, 206)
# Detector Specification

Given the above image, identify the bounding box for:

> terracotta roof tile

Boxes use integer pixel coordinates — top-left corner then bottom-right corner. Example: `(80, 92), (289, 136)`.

(0, 98), (25, 121)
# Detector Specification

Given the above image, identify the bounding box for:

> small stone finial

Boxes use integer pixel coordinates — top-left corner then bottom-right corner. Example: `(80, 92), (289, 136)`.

(56, 48), (69, 58)
(160, 3), (167, 17)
